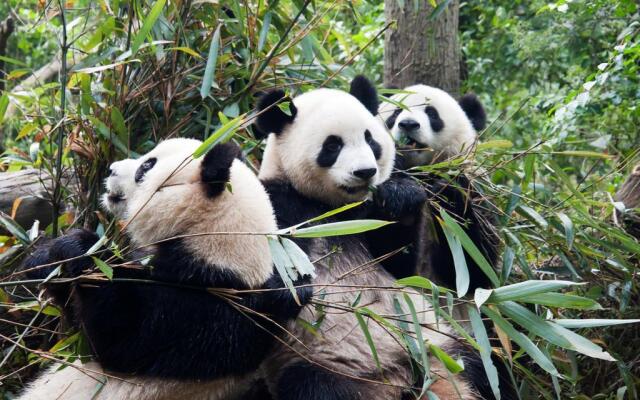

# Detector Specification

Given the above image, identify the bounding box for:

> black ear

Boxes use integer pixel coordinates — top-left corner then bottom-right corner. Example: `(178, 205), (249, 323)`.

(201, 142), (241, 197)
(459, 93), (486, 131)
(254, 90), (297, 138)
(349, 75), (379, 115)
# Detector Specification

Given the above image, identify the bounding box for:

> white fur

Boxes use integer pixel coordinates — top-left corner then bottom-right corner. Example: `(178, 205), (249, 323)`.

(102, 158), (139, 219)
(259, 88), (395, 206)
(16, 361), (252, 400)
(379, 84), (477, 156)
(21, 139), (279, 400)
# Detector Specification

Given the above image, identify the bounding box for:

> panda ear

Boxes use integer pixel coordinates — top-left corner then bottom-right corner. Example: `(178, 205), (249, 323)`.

(349, 75), (379, 115)
(254, 90), (297, 138)
(459, 93), (486, 131)
(201, 142), (241, 197)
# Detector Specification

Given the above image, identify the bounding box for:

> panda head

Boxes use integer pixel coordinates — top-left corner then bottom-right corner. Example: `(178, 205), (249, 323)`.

(379, 84), (486, 161)
(102, 138), (278, 286)
(254, 76), (395, 206)
(101, 158), (140, 219)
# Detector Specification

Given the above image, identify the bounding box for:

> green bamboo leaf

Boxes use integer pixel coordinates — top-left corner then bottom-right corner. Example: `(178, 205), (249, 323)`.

(393, 297), (422, 365)
(556, 212), (574, 249)
(167, 46), (203, 59)
(439, 210), (500, 287)
(499, 302), (615, 361)
(429, 344), (464, 374)
(517, 205), (548, 229)
(440, 220), (469, 297)
(200, 24), (222, 99)
(476, 139), (513, 151)
(551, 150), (613, 159)
(482, 305), (560, 377)
(0, 55), (28, 67)
(110, 107), (128, 141)
(267, 236), (300, 305)
(468, 306), (501, 400)
(49, 332), (81, 353)
(477, 280), (580, 307)
(501, 246), (515, 283)
(0, 211), (30, 244)
(395, 276), (452, 293)
(306, 202), (364, 224)
(355, 311), (383, 373)
(0, 93), (9, 124)
(552, 319), (640, 329)
(92, 257), (113, 280)
(193, 114), (244, 158)
(520, 292), (602, 310)
(291, 220), (393, 238)
(280, 237), (317, 278)
(257, 11), (272, 52)
(403, 294), (431, 375)
(131, 0), (167, 55)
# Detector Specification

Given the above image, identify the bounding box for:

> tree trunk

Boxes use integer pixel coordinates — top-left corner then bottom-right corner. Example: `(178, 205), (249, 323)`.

(384, 0), (461, 95)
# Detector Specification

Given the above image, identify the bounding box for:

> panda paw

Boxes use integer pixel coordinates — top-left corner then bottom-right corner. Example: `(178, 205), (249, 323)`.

(23, 229), (100, 279)
(374, 176), (427, 219)
(427, 177), (469, 208)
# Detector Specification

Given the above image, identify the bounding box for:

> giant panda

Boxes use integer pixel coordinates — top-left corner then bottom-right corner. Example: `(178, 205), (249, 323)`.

(18, 138), (310, 400)
(253, 76), (515, 400)
(373, 84), (501, 291)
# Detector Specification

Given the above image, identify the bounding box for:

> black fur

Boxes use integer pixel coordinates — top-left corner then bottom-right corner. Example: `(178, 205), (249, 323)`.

(22, 231), (310, 380)
(426, 175), (499, 290)
(459, 93), (486, 131)
(276, 362), (363, 400)
(349, 75), (379, 115)
(445, 343), (518, 400)
(385, 108), (401, 129)
(255, 90), (298, 137)
(424, 106), (445, 133)
(316, 135), (344, 168)
(364, 130), (382, 160)
(201, 141), (241, 197)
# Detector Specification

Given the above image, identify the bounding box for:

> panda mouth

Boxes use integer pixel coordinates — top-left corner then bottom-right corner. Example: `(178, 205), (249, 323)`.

(339, 184), (369, 194)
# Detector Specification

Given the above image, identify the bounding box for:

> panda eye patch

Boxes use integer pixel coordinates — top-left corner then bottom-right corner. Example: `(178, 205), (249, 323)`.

(135, 157), (157, 183)
(364, 130), (382, 160)
(317, 135), (343, 168)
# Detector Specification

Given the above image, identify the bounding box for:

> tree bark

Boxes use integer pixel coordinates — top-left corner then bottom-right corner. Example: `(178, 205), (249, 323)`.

(384, 0), (461, 95)
(0, 169), (71, 233)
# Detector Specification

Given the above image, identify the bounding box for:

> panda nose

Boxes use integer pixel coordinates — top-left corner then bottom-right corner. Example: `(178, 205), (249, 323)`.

(353, 168), (377, 181)
(398, 119), (420, 131)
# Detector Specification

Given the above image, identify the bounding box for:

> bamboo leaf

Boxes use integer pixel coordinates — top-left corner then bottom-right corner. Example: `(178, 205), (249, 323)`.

(499, 302), (615, 361)
(429, 343), (464, 374)
(131, 0), (167, 55)
(468, 306), (501, 400)
(552, 319), (640, 329)
(92, 257), (113, 280)
(482, 306), (560, 377)
(403, 294), (431, 375)
(291, 220), (393, 238)
(517, 205), (548, 229)
(556, 212), (574, 249)
(355, 311), (383, 373)
(396, 276), (452, 293)
(476, 139), (513, 151)
(440, 220), (469, 297)
(280, 237), (317, 278)
(0, 93), (9, 124)
(0, 211), (30, 244)
(193, 114), (244, 158)
(478, 280), (580, 305)
(257, 11), (272, 52)
(200, 24), (222, 99)
(267, 236), (300, 305)
(520, 292), (602, 310)
(439, 210), (500, 287)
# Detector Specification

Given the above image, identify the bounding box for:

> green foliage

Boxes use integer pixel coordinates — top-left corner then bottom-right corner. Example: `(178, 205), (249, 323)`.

(0, 0), (639, 399)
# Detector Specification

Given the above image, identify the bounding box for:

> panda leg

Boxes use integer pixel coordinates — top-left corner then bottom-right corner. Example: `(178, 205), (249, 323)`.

(275, 362), (364, 400)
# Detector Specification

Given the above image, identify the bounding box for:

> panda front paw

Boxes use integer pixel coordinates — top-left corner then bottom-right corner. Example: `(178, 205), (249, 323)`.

(23, 229), (100, 279)
(374, 176), (427, 220)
